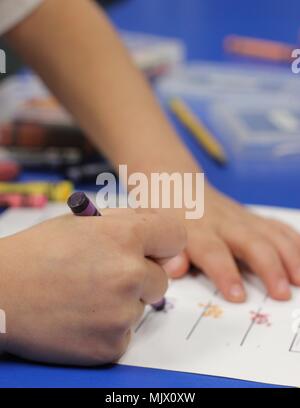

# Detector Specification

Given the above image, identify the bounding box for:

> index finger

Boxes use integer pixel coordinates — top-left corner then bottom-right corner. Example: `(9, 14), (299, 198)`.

(135, 212), (187, 261)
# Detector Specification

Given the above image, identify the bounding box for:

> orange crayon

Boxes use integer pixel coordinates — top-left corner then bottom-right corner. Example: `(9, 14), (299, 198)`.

(224, 35), (295, 63)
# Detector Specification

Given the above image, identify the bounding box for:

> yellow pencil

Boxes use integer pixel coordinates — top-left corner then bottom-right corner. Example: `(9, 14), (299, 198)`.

(169, 98), (228, 165)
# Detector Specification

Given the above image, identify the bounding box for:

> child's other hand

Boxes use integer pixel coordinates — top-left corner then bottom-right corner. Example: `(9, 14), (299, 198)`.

(165, 185), (300, 303)
(0, 210), (185, 366)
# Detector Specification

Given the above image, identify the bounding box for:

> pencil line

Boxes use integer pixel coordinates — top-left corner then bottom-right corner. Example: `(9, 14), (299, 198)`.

(289, 333), (299, 352)
(240, 293), (268, 347)
(240, 306), (262, 347)
(186, 302), (211, 341)
(289, 324), (300, 353)
(134, 310), (153, 333)
(185, 289), (219, 341)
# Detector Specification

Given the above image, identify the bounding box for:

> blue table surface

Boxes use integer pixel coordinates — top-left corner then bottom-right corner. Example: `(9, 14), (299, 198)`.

(1, 0), (299, 388)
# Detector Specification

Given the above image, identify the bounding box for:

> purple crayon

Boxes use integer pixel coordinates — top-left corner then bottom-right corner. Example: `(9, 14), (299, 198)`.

(67, 191), (165, 311)
(151, 297), (166, 311)
(67, 192), (101, 217)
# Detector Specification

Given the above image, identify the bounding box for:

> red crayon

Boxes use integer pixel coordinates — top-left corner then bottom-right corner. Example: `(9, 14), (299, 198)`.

(0, 161), (21, 181)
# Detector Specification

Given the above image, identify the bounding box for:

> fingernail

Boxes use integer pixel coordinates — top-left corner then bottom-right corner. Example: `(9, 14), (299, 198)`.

(229, 284), (245, 301)
(277, 279), (291, 297)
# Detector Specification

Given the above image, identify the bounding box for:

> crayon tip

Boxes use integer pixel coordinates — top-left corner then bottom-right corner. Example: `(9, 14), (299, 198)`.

(152, 298), (166, 311)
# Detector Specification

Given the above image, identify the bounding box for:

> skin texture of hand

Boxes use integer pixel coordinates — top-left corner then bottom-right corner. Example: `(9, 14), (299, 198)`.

(5, 0), (300, 304)
(164, 185), (300, 302)
(0, 210), (186, 366)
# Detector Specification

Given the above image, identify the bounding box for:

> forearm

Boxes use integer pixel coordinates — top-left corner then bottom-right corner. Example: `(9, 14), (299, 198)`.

(5, 0), (200, 176)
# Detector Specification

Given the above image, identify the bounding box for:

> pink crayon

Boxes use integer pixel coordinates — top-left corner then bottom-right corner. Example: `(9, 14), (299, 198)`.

(0, 193), (48, 208)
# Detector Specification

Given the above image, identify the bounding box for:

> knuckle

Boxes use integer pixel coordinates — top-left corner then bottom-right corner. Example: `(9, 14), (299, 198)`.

(104, 333), (131, 364)
(105, 349), (124, 364)
(227, 223), (248, 240)
(109, 340), (130, 363)
(161, 269), (169, 290)
(267, 218), (292, 234)
(112, 218), (143, 250)
(130, 215), (147, 238)
(201, 241), (224, 261)
(101, 219), (135, 247)
(246, 237), (269, 257)
(113, 256), (145, 294)
(266, 218), (283, 230)
(172, 220), (187, 249)
(87, 332), (131, 365)
(83, 342), (110, 366)
(124, 256), (146, 288)
(113, 310), (134, 332)
(134, 208), (157, 215)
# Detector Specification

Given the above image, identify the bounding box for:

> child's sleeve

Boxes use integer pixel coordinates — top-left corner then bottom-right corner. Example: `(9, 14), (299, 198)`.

(0, 0), (44, 36)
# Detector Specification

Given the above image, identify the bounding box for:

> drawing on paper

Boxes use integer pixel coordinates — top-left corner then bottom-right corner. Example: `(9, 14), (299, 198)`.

(289, 324), (300, 353)
(198, 303), (223, 319)
(185, 289), (220, 341)
(250, 311), (271, 327)
(2, 203), (300, 387)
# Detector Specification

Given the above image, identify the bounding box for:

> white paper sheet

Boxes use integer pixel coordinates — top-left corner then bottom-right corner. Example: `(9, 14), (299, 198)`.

(0, 203), (299, 386)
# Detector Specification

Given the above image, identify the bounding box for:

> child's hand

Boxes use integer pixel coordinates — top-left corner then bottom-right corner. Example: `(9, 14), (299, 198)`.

(0, 210), (185, 366)
(6, 0), (298, 305)
(165, 185), (300, 302)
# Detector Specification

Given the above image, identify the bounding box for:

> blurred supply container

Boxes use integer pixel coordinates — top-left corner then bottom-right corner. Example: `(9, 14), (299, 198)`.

(157, 62), (300, 175)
